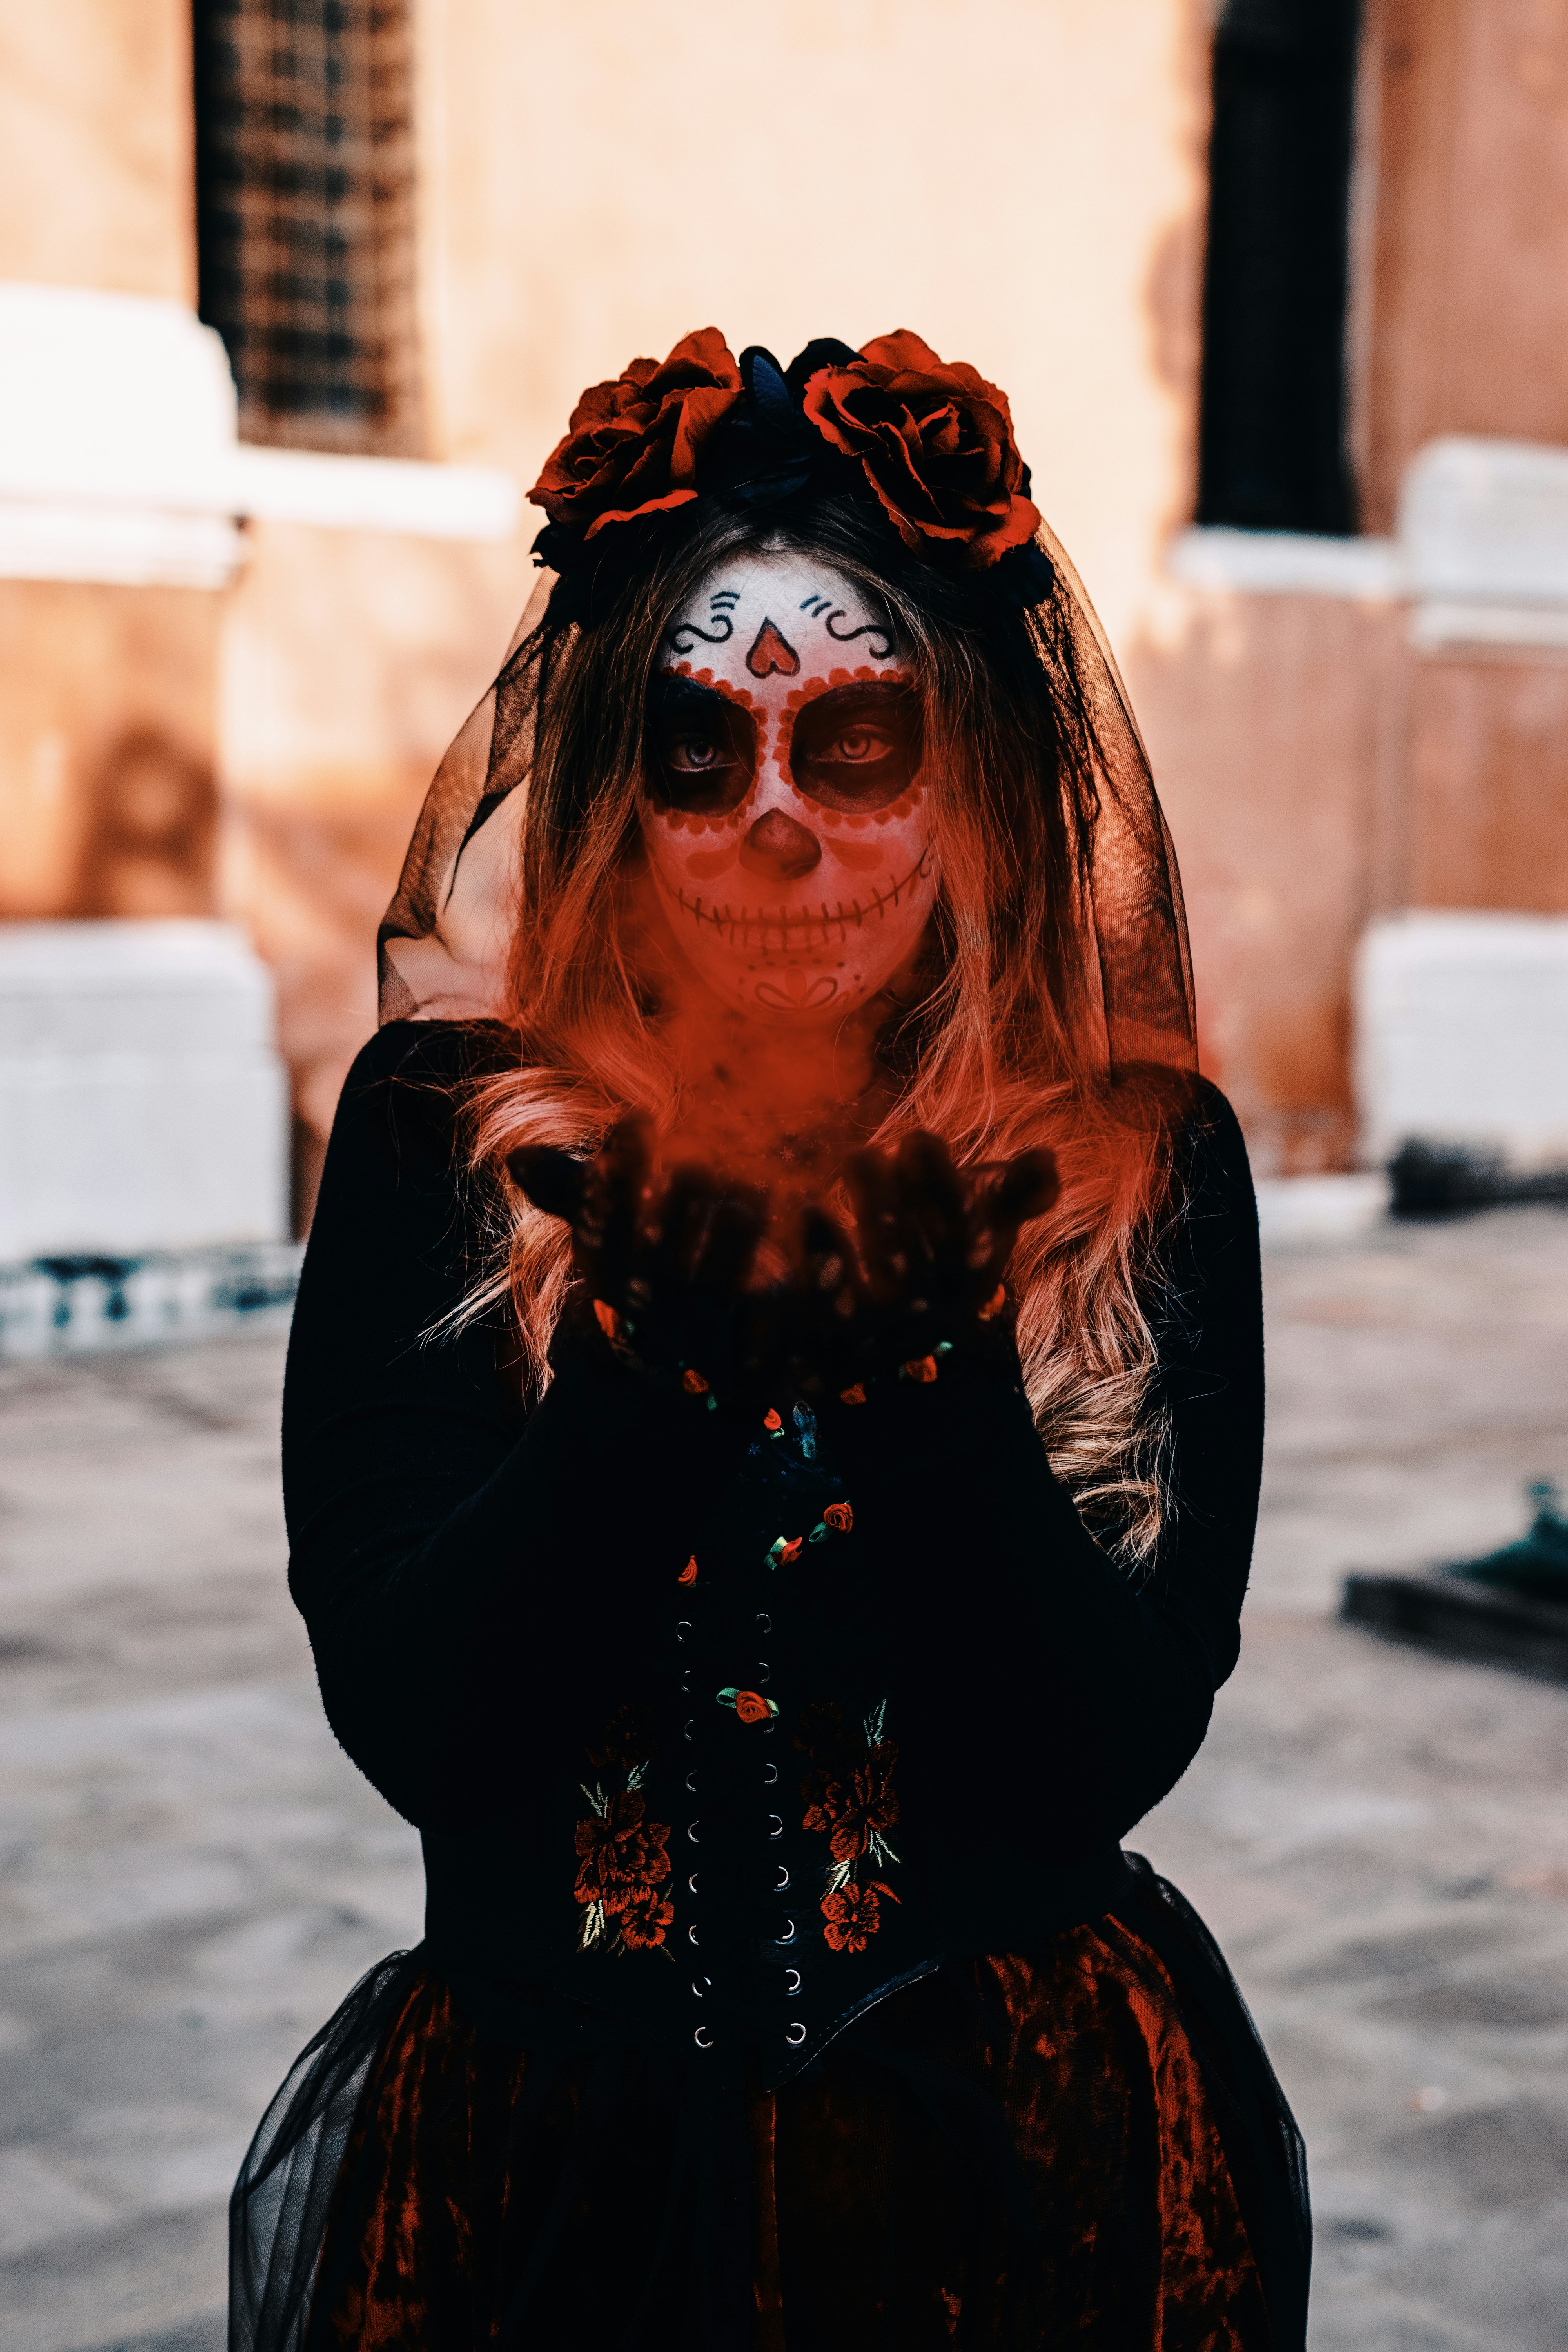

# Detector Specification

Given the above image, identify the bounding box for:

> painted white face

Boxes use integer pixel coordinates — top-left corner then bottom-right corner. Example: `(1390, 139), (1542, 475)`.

(639, 550), (939, 1022)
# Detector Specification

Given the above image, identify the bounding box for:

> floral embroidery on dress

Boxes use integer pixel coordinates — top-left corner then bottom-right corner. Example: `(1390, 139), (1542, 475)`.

(796, 1699), (902, 1951)
(574, 1708), (674, 1955)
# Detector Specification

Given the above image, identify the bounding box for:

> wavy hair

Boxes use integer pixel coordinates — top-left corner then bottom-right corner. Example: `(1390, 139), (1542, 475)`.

(460, 490), (1194, 1568)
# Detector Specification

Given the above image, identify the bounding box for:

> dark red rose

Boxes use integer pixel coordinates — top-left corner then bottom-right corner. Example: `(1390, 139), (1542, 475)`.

(617, 1883), (675, 1950)
(802, 1743), (900, 1865)
(573, 1790), (671, 1908)
(794, 1700), (852, 1769)
(802, 331), (1040, 570)
(529, 329), (742, 543)
(821, 1878), (899, 1953)
(585, 1704), (659, 1774)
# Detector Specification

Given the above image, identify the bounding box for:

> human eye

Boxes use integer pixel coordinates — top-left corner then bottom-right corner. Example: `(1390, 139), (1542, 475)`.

(644, 683), (756, 815)
(789, 686), (920, 813)
(668, 731), (725, 772)
(829, 725), (893, 765)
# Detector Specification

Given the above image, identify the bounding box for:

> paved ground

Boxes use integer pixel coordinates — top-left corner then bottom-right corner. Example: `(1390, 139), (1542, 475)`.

(1, 1209), (1566, 2352)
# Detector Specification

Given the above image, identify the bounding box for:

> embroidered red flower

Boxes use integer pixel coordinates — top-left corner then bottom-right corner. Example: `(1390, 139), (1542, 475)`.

(585, 1706), (659, 1774)
(734, 1690), (772, 1726)
(678, 1556), (698, 1586)
(617, 1882), (676, 1951)
(681, 1368), (710, 1396)
(763, 1408), (784, 1432)
(822, 1502), (853, 1534)
(839, 1383), (867, 1405)
(802, 332), (1040, 571)
(573, 1789), (670, 1909)
(530, 329), (743, 543)
(822, 1879), (899, 1953)
(901, 1353), (939, 1383)
(802, 1744), (900, 1866)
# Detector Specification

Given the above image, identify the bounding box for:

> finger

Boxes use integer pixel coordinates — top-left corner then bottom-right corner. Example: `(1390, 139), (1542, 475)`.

(799, 1205), (865, 1316)
(843, 1148), (906, 1302)
(650, 1163), (720, 1283)
(582, 1114), (653, 1303)
(972, 1147), (1059, 1283)
(506, 1145), (585, 1226)
(692, 1190), (766, 1298)
(893, 1131), (967, 1274)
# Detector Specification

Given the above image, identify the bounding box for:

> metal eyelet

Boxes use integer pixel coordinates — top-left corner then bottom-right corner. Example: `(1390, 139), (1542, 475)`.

(680, 1672), (691, 1693)
(687, 1820), (699, 1844)
(691, 1975), (711, 1998)
(688, 1871), (699, 1893)
(675, 1619), (692, 1642)
(761, 1719), (777, 1736)
(686, 1768), (698, 1792)
(762, 1762), (778, 1786)
(785, 1967), (801, 1994)
(694, 2025), (714, 2049)
(768, 1813), (784, 1838)
(683, 1719), (694, 1742)
(786, 2021), (807, 2046)
(688, 1922), (699, 1945)
(776, 1918), (796, 1944)
(756, 1612), (772, 1633)
(774, 1864), (790, 1891)
(756, 1663), (770, 1684)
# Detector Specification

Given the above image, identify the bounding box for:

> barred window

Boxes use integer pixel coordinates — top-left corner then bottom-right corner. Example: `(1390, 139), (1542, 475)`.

(1197, 0), (1361, 535)
(192, 0), (422, 456)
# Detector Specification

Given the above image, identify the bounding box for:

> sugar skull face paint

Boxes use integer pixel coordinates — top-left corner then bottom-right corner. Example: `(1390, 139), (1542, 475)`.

(640, 552), (940, 1021)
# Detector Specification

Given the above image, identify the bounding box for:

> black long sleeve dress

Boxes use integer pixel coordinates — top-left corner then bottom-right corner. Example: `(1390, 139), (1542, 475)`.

(230, 1021), (1310, 2352)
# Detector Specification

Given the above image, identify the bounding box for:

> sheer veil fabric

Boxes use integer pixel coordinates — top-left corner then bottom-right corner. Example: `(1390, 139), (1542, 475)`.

(375, 520), (1196, 1083)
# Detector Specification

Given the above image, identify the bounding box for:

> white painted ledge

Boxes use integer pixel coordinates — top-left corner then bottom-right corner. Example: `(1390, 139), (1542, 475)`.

(1170, 439), (1568, 650)
(0, 282), (520, 588)
(1167, 527), (1405, 600)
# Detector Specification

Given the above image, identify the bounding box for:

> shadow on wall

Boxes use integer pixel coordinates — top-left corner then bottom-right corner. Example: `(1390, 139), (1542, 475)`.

(74, 729), (218, 918)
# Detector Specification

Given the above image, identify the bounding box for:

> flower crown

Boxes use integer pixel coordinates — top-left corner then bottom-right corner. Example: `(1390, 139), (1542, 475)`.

(528, 328), (1049, 598)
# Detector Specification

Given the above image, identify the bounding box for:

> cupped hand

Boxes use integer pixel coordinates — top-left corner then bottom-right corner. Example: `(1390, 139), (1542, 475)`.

(782, 1130), (1058, 1401)
(507, 1116), (765, 1405)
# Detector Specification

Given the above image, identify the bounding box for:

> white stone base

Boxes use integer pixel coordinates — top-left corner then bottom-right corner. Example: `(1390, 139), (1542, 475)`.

(1355, 913), (1568, 1172)
(0, 920), (291, 1259)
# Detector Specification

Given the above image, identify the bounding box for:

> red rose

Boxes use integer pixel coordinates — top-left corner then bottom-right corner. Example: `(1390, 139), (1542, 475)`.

(585, 1705), (659, 1774)
(573, 1790), (670, 1908)
(802, 331), (1040, 570)
(821, 1502), (853, 1533)
(821, 1878), (899, 1953)
(617, 1883), (675, 1951)
(529, 329), (743, 542)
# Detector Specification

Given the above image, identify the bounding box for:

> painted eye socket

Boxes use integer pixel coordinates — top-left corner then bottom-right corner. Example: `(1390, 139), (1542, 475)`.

(645, 679), (757, 817)
(789, 683), (921, 813)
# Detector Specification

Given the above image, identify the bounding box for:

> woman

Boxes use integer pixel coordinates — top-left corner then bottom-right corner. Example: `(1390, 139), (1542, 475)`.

(232, 330), (1309, 2350)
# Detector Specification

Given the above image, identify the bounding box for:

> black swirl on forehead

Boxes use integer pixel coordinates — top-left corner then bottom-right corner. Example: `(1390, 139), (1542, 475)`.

(798, 591), (895, 661)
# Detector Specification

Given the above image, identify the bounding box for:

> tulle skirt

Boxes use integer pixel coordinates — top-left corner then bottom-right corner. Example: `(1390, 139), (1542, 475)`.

(230, 1856), (1308, 2352)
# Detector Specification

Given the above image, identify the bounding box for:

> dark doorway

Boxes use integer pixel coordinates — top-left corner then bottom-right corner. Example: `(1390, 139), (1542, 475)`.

(191, 0), (423, 456)
(1197, 0), (1362, 535)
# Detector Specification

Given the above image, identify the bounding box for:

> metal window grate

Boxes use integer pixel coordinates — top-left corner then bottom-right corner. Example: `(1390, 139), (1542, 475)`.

(192, 0), (422, 456)
(1197, 0), (1361, 536)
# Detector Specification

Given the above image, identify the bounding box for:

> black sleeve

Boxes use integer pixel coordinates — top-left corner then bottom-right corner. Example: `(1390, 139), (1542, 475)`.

(818, 1079), (1264, 1862)
(281, 1024), (741, 1831)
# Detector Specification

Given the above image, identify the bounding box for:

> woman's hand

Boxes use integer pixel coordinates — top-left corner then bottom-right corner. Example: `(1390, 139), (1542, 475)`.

(782, 1131), (1058, 1402)
(507, 1117), (765, 1406)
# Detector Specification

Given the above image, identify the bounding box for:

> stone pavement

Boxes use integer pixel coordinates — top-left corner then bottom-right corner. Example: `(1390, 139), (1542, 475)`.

(0, 1209), (1566, 2352)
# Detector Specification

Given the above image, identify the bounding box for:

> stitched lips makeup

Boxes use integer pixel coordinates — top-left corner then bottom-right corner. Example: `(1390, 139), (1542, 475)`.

(639, 552), (941, 1019)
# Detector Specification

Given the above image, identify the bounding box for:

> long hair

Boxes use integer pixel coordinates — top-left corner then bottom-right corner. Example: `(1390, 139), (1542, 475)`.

(462, 490), (1193, 1568)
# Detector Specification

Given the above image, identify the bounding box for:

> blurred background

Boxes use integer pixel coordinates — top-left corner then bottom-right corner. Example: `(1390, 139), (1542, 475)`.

(1, 2), (1567, 2348)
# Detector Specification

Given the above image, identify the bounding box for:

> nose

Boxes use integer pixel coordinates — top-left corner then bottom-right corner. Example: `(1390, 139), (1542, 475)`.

(739, 809), (821, 882)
